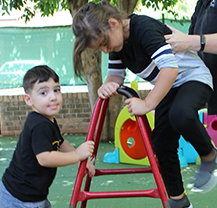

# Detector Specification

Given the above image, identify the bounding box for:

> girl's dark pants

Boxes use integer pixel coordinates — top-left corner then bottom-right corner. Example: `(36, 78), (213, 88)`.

(151, 81), (214, 196)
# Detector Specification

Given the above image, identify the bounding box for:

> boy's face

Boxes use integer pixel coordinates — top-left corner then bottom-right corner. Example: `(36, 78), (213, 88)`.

(24, 78), (62, 121)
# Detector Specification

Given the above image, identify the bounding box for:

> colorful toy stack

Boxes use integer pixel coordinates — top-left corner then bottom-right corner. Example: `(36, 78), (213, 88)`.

(103, 81), (153, 166)
(178, 109), (217, 167)
(103, 83), (216, 167)
(203, 110), (217, 147)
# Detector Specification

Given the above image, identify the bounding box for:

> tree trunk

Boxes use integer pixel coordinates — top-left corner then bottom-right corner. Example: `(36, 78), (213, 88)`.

(118, 0), (138, 16)
(82, 49), (123, 142)
(67, 0), (88, 15)
(81, 49), (102, 110)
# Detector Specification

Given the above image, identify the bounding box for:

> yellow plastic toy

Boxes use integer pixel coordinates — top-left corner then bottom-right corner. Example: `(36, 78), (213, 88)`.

(114, 81), (154, 166)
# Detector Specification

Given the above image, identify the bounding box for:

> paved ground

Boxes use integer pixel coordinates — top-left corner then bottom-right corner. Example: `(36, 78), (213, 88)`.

(0, 135), (216, 208)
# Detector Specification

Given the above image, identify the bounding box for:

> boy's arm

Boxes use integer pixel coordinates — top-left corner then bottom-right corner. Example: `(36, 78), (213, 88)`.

(36, 140), (94, 167)
(60, 140), (75, 152)
(125, 67), (178, 116)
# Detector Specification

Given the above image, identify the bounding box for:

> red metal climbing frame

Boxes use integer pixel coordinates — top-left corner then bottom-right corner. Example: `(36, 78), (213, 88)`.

(69, 85), (170, 208)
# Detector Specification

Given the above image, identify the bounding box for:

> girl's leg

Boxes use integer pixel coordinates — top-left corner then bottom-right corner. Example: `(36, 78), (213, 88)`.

(152, 81), (213, 207)
(151, 86), (184, 197)
(168, 82), (213, 156)
(168, 81), (216, 193)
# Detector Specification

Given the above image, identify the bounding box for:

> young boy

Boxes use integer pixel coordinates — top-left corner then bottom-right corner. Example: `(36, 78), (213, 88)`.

(0, 65), (95, 208)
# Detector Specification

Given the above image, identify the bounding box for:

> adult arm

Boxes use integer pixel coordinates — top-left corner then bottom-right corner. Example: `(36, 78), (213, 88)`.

(125, 67), (178, 116)
(165, 25), (217, 54)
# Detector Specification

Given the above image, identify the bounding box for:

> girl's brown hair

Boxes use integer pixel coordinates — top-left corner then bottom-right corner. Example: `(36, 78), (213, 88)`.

(72, 1), (123, 79)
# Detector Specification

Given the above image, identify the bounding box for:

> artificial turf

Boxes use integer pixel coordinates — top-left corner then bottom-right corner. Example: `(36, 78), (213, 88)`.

(0, 135), (216, 208)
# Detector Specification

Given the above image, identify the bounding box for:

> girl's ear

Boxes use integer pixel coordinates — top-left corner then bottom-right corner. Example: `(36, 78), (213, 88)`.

(108, 18), (119, 29)
(24, 94), (33, 107)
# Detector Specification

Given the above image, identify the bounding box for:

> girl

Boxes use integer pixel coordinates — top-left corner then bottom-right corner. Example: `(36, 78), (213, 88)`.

(72, 1), (217, 207)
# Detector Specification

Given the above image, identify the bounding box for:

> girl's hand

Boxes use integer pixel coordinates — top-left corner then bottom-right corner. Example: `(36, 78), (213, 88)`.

(98, 82), (119, 99)
(125, 67), (177, 117)
(125, 97), (149, 116)
(75, 141), (94, 161)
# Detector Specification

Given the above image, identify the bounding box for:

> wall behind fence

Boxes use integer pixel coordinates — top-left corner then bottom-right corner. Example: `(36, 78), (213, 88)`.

(0, 89), (151, 136)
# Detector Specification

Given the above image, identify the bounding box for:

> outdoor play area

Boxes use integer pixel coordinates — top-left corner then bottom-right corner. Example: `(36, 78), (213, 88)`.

(0, 134), (217, 208)
(1, 84), (217, 208)
(1, 85), (217, 208)
(0, 9), (217, 208)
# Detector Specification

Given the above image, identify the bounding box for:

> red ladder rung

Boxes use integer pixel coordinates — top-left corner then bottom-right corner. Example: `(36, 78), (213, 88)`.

(78, 189), (161, 201)
(94, 167), (152, 176)
(69, 86), (170, 208)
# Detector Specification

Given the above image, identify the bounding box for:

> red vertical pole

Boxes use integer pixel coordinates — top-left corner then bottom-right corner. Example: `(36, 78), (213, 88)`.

(69, 98), (106, 208)
(80, 98), (109, 208)
(136, 115), (169, 208)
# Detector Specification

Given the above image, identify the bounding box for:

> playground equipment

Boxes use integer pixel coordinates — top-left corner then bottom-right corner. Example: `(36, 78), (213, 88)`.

(203, 110), (217, 147)
(178, 137), (198, 167)
(177, 109), (217, 166)
(103, 106), (154, 166)
(104, 97), (216, 167)
(103, 81), (154, 166)
(176, 109), (204, 167)
(69, 85), (169, 208)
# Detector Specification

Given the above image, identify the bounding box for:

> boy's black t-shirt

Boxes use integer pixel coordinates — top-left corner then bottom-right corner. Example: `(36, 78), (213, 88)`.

(2, 111), (64, 202)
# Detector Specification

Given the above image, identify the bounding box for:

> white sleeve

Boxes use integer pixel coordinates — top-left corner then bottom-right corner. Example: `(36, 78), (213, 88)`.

(151, 44), (178, 69)
(107, 59), (126, 79)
